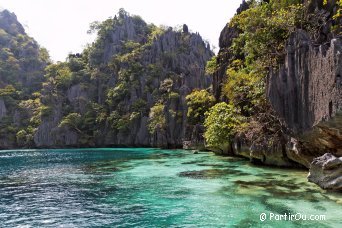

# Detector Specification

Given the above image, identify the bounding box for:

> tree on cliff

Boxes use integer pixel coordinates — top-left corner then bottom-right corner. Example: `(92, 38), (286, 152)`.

(186, 90), (215, 125)
(204, 102), (243, 153)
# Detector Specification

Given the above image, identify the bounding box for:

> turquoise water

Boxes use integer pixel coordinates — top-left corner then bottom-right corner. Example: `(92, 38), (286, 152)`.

(0, 148), (340, 227)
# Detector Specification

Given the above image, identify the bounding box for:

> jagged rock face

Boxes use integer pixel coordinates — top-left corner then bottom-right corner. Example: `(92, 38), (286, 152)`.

(0, 10), (47, 90)
(308, 153), (342, 191)
(34, 97), (79, 148)
(267, 31), (342, 166)
(34, 12), (213, 148)
(0, 99), (6, 119)
(0, 10), (48, 149)
(0, 10), (25, 36)
(67, 84), (90, 114)
(214, 1), (341, 169)
(285, 112), (342, 167)
(237, 32), (342, 168)
(183, 124), (206, 150)
(213, 0), (249, 100)
(104, 21), (212, 147)
(100, 15), (149, 64)
(267, 32), (342, 134)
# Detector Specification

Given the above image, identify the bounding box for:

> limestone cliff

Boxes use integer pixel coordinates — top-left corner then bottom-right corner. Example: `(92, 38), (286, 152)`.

(0, 10), (49, 149)
(33, 10), (213, 148)
(268, 31), (342, 167)
(214, 0), (341, 168)
(213, 0), (249, 100)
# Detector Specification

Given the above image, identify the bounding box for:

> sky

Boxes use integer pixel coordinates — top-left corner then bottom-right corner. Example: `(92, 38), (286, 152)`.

(0, 0), (242, 62)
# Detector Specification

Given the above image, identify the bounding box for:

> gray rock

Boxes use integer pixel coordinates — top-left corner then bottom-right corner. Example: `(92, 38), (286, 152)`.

(0, 99), (7, 120)
(267, 30), (342, 166)
(214, 13), (341, 168)
(308, 153), (342, 191)
(267, 32), (342, 134)
(183, 124), (206, 150)
(67, 83), (89, 114)
(182, 24), (189, 33)
(213, 0), (249, 99)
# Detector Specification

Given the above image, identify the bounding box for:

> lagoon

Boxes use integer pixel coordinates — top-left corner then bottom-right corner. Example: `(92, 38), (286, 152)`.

(0, 148), (340, 227)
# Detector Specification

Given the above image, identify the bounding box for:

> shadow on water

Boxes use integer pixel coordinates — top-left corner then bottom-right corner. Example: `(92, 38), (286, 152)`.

(178, 168), (248, 179)
(1, 149), (341, 227)
(232, 179), (325, 199)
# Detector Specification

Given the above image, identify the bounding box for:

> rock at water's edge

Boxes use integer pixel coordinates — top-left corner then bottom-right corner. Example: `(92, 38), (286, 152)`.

(308, 153), (342, 191)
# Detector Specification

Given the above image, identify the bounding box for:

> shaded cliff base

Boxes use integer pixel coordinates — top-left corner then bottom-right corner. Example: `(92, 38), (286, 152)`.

(233, 112), (341, 169)
(199, 112), (342, 191)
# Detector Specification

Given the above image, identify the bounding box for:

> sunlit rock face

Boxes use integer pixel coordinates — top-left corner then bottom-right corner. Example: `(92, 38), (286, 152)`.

(212, 0), (249, 100)
(34, 12), (213, 148)
(0, 10), (48, 149)
(265, 0), (342, 167)
(214, 1), (341, 168)
(308, 153), (342, 191)
(268, 34), (342, 134)
(0, 99), (6, 119)
(0, 10), (47, 90)
(268, 32), (342, 167)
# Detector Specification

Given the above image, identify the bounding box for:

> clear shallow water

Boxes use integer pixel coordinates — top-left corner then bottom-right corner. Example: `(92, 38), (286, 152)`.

(0, 148), (341, 227)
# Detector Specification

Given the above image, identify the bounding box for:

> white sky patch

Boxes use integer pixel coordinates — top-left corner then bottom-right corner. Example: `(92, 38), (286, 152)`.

(0, 0), (242, 62)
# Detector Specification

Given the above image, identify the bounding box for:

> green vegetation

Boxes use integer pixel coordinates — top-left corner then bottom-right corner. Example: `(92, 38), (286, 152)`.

(204, 102), (243, 152)
(186, 90), (215, 125)
(0, 85), (16, 97)
(59, 113), (83, 133)
(0, 8), (215, 148)
(108, 111), (132, 131)
(202, 0), (339, 152)
(1, 2), (338, 150)
(0, 10), (49, 148)
(222, 65), (264, 116)
(230, 0), (303, 68)
(205, 56), (218, 75)
(148, 103), (166, 134)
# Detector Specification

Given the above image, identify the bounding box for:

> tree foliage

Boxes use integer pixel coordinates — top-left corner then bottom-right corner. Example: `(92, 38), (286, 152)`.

(148, 103), (166, 134)
(59, 113), (82, 133)
(222, 64), (264, 116)
(204, 102), (243, 151)
(205, 56), (218, 75)
(186, 90), (215, 125)
(230, 1), (303, 68)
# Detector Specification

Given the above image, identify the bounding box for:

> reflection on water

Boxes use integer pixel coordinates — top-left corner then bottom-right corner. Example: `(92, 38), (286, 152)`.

(0, 148), (340, 227)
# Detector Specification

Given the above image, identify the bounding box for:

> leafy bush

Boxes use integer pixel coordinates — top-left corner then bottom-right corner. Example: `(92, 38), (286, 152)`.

(108, 111), (131, 131)
(230, 1), (303, 68)
(186, 90), (215, 125)
(148, 103), (166, 134)
(131, 99), (148, 113)
(205, 56), (218, 75)
(222, 67), (264, 116)
(0, 85), (16, 97)
(68, 57), (86, 72)
(59, 113), (82, 133)
(123, 40), (141, 52)
(40, 105), (53, 117)
(106, 82), (129, 107)
(45, 62), (72, 89)
(169, 92), (180, 100)
(16, 129), (27, 146)
(159, 78), (173, 93)
(204, 102), (243, 151)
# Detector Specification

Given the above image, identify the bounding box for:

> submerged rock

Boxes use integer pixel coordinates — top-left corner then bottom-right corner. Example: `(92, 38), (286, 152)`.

(178, 168), (245, 179)
(308, 153), (342, 191)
